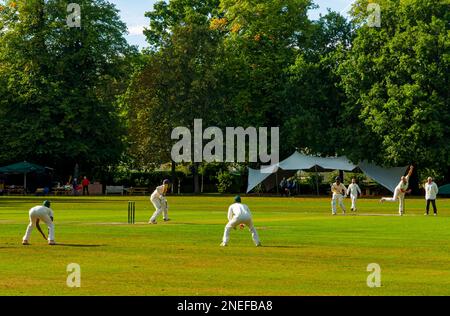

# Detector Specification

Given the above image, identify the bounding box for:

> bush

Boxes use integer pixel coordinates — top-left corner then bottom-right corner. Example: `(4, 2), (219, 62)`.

(344, 173), (366, 185)
(307, 173), (324, 191)
(217, 170), (234, 194)
(110, 170), (187, 188)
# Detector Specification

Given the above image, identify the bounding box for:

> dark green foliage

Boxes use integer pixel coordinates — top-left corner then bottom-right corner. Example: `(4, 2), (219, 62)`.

(0, 0), (137, 175)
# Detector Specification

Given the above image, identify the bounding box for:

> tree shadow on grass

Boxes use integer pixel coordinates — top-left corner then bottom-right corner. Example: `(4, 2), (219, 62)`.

(54, 244), (105, 248)
(168, 222), (207, 226)
(261, 245), (304, 249)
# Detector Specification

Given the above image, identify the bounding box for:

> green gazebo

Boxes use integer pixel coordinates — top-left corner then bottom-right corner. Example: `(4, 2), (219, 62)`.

(438, 184), (450, 195)
(0, 161), (48, 192)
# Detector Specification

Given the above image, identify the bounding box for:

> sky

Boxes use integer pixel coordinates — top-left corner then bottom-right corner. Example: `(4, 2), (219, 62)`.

(108, 0), (355, 49)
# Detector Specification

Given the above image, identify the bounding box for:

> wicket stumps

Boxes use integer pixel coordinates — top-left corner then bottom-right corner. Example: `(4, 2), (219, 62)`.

(128, 201), (136, 224)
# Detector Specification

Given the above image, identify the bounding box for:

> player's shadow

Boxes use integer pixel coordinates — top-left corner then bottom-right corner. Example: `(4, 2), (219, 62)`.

(55, 244), (105, 248)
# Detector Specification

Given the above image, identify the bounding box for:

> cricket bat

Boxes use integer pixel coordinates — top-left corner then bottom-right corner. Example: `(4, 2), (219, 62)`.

(36, 222), (47, 240)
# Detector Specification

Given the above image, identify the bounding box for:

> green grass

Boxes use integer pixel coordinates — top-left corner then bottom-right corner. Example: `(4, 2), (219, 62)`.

(1, 195), (450, 296)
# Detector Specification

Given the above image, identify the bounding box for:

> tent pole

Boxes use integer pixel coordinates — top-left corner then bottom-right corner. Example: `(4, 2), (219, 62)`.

(315, 166), (319, 196)
(276, 172), (279, 194)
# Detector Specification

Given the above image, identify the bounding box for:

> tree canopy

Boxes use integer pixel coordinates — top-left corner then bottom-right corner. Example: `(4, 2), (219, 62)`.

(0, 0), (136, 175)
(1, 0), (449, 188)
(339, 0), (449, 174)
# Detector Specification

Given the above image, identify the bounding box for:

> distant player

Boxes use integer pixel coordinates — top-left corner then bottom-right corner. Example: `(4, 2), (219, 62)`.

(221, 196), (261, 247)
(424, 177), (439, 216)
(149, 179), (170, 224)
(331, 177), (347, 215)
(380, 165), (414, 216)
(22, 200), (56, 245)
(346, 178), (362, 212)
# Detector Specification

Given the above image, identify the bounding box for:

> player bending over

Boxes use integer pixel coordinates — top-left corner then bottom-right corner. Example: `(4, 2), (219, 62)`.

(221, 196), (261, 247)
(22, 200), (56, 245)
(346, 178), (362, 212)
(380, 165), (414, 216)
(331, 177), (347, 215)
(149, 179), (170, 224)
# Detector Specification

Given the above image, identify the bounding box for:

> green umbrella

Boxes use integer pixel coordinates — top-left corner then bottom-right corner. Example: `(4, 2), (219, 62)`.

(0, 161), (47, 192)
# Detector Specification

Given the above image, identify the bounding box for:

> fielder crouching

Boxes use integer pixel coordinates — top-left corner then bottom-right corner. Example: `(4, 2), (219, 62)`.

(221, 196), (261, 247)
(22, 200), (56, 245)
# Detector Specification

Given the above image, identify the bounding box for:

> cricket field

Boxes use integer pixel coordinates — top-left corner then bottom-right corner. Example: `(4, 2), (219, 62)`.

(1, 195), (449, 296)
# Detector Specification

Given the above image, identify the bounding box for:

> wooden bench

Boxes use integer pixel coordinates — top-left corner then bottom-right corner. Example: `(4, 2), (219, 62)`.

(6, 186), (25, 195)
(105, 185), (124, 195)
(126, 187), (149, 195)
(52, 187), (72, 195)
(35, 188), (50, 196)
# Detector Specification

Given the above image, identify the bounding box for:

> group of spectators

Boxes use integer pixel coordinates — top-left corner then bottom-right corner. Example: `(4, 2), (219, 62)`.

(279, 177), (298, 197)
(71, 176), (91, 195)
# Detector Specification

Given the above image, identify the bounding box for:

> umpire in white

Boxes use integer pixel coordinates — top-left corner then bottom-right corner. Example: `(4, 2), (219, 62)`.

(424, 177), (439, 216)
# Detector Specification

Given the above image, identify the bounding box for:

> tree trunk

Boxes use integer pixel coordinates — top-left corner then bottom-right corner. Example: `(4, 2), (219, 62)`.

(193, 163), (200, 194)
(339, 170), (344, 182)
(171, 160), (176, 194)
(201, 174), (204, 193)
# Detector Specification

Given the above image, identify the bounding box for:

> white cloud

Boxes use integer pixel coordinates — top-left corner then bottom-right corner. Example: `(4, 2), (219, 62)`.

(128, 25), (145, 36)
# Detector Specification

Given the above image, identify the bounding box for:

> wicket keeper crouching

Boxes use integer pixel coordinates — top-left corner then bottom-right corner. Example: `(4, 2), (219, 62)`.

(221, 196), (261, 247)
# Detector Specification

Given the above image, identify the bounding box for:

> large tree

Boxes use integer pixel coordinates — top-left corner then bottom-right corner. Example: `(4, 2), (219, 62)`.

(0, 0), (136, 176)
(217, 0), (313, 131)
(283, 11), (354, 157)
(339, 0), (449, 183)
(126, 0), (355, 180)
(125, 0), (223, 192)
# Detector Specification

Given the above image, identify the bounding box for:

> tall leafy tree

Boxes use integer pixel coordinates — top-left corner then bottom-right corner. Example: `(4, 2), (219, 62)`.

(125, 0), (223, 192)
(339, 0), (449, 184)
(0, 0), (136, 176)
(217, 0), (313, 131)
(283, 11), (354, 157)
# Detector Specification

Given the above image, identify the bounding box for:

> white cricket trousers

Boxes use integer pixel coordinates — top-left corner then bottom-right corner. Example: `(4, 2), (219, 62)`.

(23, 208), (55, 241)
(381, 190), (405, 214)
(331, 193), (346, 214)
(150, 197), (168, 222)
(222, 216), (260, 246)
(350, 194), (358, 210)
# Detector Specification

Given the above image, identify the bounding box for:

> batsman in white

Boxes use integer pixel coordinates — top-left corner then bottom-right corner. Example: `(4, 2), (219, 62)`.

(331, 176), (347, 215)
(380, 165), (414, 216)
(221, 196), (261, 247)
(346, 178), (362, 212)
(22, 200), (56, 245)
(149, 179), (170, 224)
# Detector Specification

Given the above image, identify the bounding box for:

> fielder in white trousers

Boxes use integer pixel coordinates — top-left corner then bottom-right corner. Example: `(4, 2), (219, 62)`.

(23, 205), (55, 244)
(221, 196), (261, 247)
(380, 166), (414, 215)
(381, 189), (405, 215)
(347, 180), (362, 212)
(331, 178), (347, 215)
